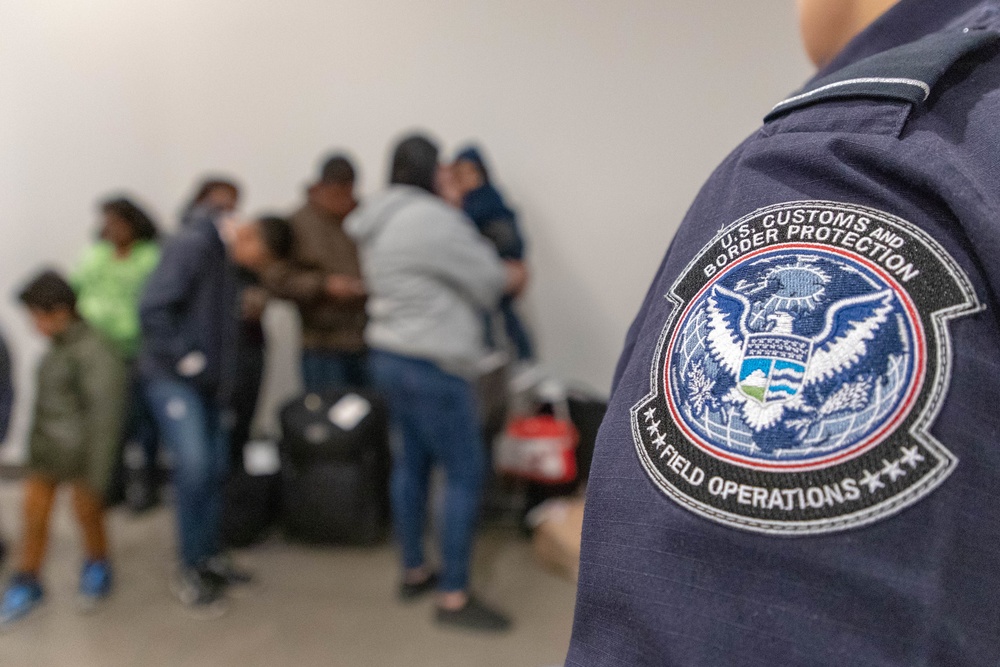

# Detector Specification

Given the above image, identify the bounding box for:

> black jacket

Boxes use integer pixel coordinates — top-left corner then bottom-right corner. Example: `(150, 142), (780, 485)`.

(138, 210), (241, 404)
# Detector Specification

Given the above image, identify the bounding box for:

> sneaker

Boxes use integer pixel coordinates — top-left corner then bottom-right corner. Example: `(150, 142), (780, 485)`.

(0, 574), (44, 628)
(200, 554), (255, 589)
(170, 568), (227, 619)
(399, 572), (438, 601)
(435, 596), (512, 633)
(77, 560), (113, 613)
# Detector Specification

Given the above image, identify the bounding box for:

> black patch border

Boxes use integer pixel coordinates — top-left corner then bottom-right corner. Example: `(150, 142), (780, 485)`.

(632, 201), (981, 536)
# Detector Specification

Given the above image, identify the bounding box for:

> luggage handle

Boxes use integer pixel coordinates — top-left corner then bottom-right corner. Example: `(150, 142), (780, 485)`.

(534, 379), (572, 423)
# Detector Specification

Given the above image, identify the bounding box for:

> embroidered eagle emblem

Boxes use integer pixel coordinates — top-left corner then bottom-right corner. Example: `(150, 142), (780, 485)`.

(704, 285), (894, 431)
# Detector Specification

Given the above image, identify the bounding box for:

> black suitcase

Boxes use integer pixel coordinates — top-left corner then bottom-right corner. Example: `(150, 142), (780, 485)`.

(567, 394), (607, 484)
(279, 390), (391, 545)
(221, 441), (282, 548)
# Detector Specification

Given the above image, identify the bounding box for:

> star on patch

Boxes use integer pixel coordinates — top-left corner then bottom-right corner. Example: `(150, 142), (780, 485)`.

(652, 433), (667, 449)
(646, 421), (661, 436)
(880, 458), (906, 483)
(643, 408), (657, 422)
(899, 446), (925, 469)
(859, 469), (885, 494)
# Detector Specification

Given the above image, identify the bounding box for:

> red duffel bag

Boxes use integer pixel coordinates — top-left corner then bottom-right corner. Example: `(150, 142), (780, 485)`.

(494, 412), (579, 485)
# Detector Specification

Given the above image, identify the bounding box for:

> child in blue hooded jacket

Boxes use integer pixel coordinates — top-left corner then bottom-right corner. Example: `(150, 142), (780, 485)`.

(452, 146), (534, 361)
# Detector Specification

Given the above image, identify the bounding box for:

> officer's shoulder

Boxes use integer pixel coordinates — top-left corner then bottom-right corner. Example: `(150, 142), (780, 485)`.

(764, 24), (1000, 127)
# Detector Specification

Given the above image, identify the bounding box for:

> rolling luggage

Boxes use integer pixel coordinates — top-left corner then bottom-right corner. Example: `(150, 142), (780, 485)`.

(566, 393), (607, 484)
(221, 439), (282, 548)
(279, 390), (391, 545)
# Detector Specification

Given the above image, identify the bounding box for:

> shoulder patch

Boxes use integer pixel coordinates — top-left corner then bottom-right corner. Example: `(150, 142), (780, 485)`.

(632, 201), (980, 535)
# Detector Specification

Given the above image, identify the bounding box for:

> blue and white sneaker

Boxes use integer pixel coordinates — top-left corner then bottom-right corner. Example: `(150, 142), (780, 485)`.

(0, 574), (44, 628)
(77, 560), (112, 613)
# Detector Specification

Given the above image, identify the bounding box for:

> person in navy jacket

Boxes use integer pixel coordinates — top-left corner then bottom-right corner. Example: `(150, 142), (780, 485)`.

(139, 209), (290, 615)
(567, 1), (1000, 665)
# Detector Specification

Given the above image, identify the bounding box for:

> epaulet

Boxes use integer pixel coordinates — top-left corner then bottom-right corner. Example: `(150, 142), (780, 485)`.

(764, 26), (1000, 122)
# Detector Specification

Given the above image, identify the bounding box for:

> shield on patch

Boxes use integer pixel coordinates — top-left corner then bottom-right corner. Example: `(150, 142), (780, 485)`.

(738, 332), (812, 404)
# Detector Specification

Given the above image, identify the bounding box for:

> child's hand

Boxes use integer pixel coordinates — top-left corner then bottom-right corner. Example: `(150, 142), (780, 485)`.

(504, 261), (529, 297)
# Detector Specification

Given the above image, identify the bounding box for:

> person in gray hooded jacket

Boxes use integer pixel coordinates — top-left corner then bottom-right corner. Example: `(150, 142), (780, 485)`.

(346, 133), (525, 632)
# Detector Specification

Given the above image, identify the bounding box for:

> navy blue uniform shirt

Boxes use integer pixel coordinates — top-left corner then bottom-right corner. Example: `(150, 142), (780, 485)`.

(568, 1), (1000, 665)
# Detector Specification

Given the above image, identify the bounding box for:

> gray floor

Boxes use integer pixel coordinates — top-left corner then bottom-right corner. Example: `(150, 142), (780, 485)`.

(0, 480), (575, 666)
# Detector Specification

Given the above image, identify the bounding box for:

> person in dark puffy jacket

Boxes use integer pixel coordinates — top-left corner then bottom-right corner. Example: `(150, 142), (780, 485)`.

(139, 208), (291, 616)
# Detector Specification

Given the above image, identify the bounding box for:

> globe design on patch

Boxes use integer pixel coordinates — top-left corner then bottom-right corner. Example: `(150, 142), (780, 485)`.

(668, 248), (918, 464)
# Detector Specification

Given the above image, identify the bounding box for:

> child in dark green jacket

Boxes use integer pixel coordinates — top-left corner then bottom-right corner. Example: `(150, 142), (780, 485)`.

(0, 271), (126, 627)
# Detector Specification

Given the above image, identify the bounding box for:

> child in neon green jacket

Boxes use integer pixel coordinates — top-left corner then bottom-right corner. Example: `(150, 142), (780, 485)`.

(72, 197), (161, 510)
(73, 198), (161, 360)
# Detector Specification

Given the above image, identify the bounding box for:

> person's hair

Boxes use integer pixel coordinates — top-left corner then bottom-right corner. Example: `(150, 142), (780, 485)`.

(101, 197), (159, 242)
(318, 155), (356, 185)
(258, 216), (294, 259)
(389, 134), (439, 194)
(185, 178), (240, 213)
(18, 270), (77, 312)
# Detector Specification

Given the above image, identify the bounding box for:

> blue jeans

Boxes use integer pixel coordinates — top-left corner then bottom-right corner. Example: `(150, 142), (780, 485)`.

(128, 381), (159, 471)
(500, 297), (534, 361)
(370, 351), (486, 592)
(107, 366), (159, 502)
(144, 377), (229, 568)
(301, 350), (369, 393)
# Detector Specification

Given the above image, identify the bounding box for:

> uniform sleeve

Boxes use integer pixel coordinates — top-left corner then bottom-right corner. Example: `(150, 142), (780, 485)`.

(77, 338), (127, 496)
(139, 235), (207, 366)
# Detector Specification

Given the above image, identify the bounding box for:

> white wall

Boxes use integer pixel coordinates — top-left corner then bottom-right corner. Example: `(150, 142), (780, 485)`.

(0, 0), (811, 460)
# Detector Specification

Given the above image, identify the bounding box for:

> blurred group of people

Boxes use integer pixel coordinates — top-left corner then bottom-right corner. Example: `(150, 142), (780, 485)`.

(0, 132), (532, 632)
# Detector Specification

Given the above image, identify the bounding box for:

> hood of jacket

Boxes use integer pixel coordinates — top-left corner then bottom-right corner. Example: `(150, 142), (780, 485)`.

(344, 185), (430, 245)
